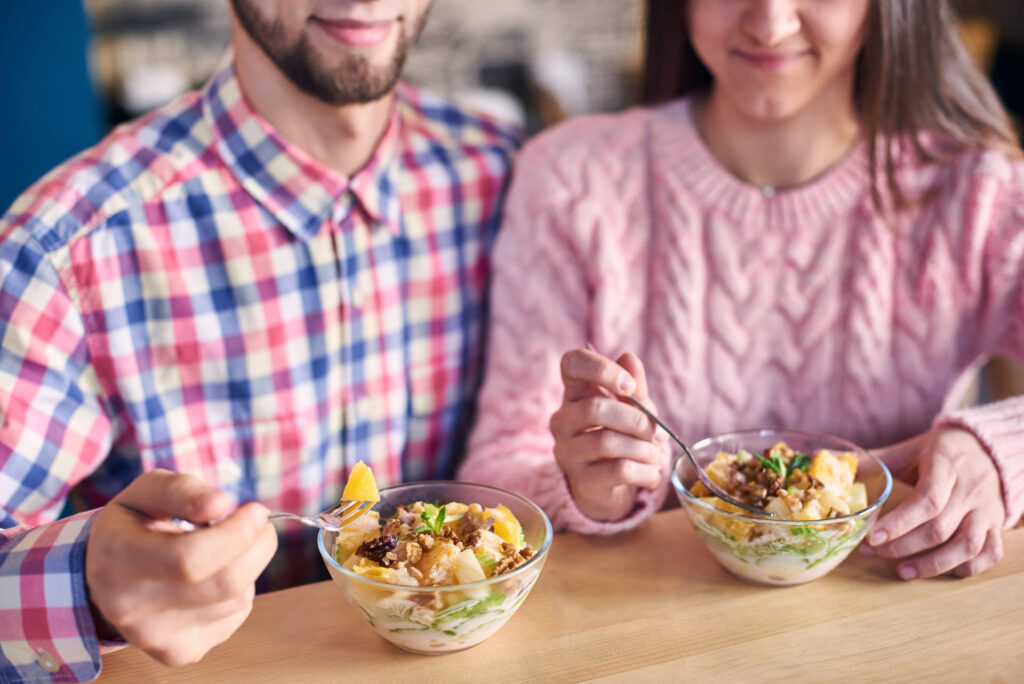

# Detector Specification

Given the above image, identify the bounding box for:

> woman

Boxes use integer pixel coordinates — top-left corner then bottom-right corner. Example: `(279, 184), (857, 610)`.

(459, 0), (1023, 580)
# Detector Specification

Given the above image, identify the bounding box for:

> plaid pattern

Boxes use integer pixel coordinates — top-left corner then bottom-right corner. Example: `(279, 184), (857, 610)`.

(0, 63), (517, 681)
(0, 513), (98, 683)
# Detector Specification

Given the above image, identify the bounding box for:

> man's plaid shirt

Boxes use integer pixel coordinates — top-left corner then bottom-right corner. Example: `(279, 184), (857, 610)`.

(0, 63), (517, 681)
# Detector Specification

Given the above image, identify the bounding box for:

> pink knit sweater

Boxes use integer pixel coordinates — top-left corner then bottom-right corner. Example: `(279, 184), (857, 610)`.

(458, 97), (1024, 534)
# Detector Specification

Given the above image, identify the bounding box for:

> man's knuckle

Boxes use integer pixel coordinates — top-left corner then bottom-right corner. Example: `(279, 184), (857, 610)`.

(172, 553), (204, 584)
(100, 598), (131, 626)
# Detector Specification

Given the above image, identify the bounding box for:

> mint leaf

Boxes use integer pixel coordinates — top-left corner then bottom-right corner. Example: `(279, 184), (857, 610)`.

(758, 454), (784, 475)
(791, 452), (811, 471)
(434, 505), (447, 534)
(413, 503), (448, 535)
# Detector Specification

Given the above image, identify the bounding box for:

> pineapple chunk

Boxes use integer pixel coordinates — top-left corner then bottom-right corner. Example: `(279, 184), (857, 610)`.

(839, 451), (859, 479)
(341, 461), (380, 502)
(847, 482), (868, 513)
(442, 501), (469, 521)
(765, 496), (797, 517)
(797, 498), (827, 521)
(487, 504), (525, 549)
(819, 490), (851, 517)
(808, 450), (855, 496)
(415, 540), (460, 585)
(453, 548), (488, 584)
(705, 452), (734, 490)
(349, 557), (418, 586)
(700, 497), (755, 541)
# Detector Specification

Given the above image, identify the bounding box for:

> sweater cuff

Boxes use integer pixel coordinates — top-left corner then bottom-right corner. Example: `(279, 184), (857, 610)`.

(934, 396), (1024, 528)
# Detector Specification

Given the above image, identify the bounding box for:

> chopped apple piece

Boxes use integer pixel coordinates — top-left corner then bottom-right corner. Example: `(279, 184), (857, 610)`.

(453, 548), (488, 584)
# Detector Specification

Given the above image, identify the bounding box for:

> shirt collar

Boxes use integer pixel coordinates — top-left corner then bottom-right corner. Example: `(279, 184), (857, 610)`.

(202, 62), (403, 240)
(335, 106), (402, 235)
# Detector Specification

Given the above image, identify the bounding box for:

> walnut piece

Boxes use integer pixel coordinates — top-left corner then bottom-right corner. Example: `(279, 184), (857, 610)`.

(356, 534), (398, 565)
(401, 541), (423, 564)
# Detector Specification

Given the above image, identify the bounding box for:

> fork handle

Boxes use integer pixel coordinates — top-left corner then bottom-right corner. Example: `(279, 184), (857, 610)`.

(267, 512), (325, 529)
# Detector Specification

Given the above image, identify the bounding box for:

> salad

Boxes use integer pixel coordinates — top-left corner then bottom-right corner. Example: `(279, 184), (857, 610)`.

(330, 500), (540, 652)
(688, 441), (872, 584)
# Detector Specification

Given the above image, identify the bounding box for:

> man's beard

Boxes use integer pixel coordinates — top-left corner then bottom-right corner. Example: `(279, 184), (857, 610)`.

(231, 0), (428, 106)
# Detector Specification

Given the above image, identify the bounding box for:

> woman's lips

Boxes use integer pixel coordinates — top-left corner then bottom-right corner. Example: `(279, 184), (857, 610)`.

(733, 50), (809, 70)
(314, 18), (394, 48)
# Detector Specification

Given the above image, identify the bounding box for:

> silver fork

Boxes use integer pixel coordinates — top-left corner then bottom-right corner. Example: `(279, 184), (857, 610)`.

(622, 395), (776, 518)
(119, 499), (375, 532)
(583, 343), (774, 518)
(268, 500), (375, 532)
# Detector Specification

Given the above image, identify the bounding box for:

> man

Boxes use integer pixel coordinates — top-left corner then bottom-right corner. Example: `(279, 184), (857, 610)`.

(0, 0), (518, 679)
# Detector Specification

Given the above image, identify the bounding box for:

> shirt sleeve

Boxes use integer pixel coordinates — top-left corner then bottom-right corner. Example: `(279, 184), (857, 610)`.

(457, 137), (669, 535)
(934, 161), (1024, 528)
(0, 220), (115, 682)
(0, 513), (103, 682)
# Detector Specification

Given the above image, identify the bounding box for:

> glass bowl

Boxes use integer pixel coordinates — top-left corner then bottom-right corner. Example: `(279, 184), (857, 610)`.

(317, 481), (553, 654)
(671, 429), (892, 586)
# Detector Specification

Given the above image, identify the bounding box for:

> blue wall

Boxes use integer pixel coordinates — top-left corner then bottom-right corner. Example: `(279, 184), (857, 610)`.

(1, 1), (104, 212)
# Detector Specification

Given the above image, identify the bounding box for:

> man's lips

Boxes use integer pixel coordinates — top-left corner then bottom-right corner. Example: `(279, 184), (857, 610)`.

(732, 49), (810, 70)
(313, 17), (395, 48)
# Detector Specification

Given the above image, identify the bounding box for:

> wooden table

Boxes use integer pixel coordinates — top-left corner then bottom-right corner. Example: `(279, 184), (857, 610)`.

(98, 486), (1024, 683)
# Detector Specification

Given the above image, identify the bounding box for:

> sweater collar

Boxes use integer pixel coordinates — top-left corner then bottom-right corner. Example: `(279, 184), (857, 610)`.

(654, 97), (871, 226)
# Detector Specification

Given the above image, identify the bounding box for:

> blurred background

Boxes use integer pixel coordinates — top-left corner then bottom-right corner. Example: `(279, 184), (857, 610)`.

(0, 0), (1021, 399)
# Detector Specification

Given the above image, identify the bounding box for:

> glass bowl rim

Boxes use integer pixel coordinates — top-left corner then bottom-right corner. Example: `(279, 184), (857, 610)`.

(317, 479), (554, 592)
(670, 428), (893, 526)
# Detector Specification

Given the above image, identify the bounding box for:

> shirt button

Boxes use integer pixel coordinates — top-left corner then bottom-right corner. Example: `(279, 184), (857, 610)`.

(36, 650), (61, 673)
(351, 286), (366, 308)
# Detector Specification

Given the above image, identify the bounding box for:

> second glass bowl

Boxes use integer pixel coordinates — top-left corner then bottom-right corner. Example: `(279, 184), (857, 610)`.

(672, 429), (892, 586)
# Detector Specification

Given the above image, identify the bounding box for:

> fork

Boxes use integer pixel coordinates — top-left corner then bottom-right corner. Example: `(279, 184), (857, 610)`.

(583, 343), (774, 518)
(119, 499), (376, 533)
(622, 395), (776, 518)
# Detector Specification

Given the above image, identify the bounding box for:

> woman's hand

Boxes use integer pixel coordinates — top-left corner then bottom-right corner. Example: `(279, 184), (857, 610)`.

(85, 470), (278, 666)
(550, 347), (669, 521)
(869, 427), (1006, 579)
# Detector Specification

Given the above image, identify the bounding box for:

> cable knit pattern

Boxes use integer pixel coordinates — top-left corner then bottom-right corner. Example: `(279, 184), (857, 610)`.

(459, 97), (1024, 534)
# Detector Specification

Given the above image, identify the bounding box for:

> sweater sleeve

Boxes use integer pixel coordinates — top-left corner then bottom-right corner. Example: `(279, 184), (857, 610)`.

(457, 133), (668, 535)
(935, 159), (1024, 528)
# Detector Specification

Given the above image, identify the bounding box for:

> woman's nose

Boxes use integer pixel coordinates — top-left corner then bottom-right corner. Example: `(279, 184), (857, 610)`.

(741, 0), (802, 46)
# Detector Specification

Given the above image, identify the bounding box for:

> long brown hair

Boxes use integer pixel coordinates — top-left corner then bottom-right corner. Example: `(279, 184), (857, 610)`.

(643, 0), (1021, 209)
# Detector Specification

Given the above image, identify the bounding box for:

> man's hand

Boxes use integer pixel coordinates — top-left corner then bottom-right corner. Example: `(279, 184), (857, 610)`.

(550, 348), (668, 521)
(85, 470), (278, 666)
(869, 427), (1005, 579)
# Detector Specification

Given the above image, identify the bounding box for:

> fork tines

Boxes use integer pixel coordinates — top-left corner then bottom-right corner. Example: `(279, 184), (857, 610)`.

(323, 499), (374, 530)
